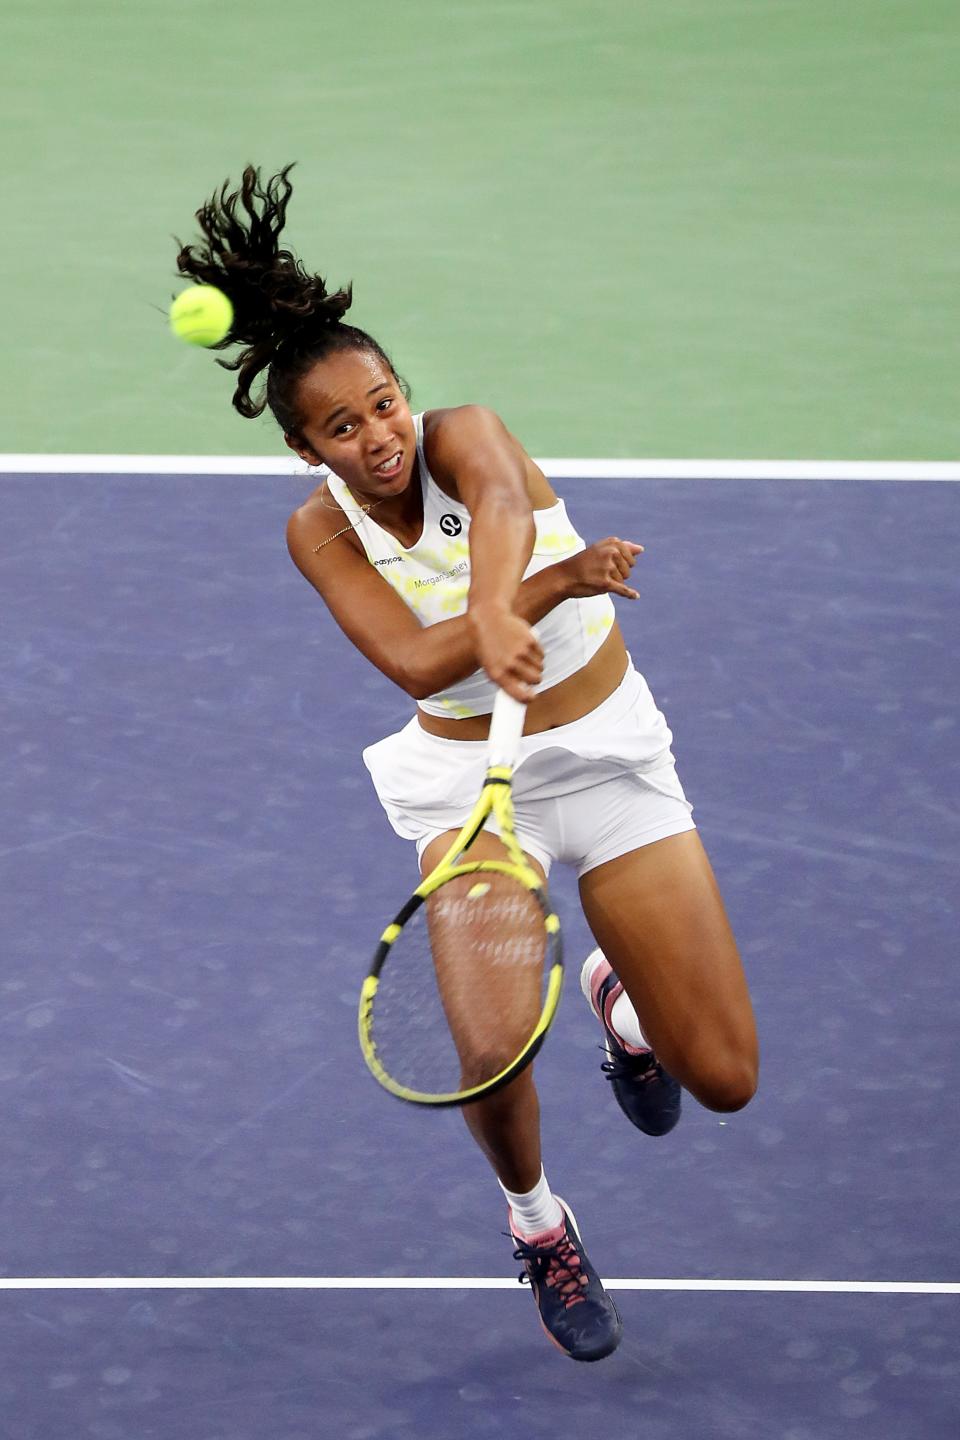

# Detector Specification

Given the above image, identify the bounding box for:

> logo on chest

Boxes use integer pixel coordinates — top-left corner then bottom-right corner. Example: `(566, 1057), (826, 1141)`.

(414, 559), (469, 590)
(439, 513), (463, 537)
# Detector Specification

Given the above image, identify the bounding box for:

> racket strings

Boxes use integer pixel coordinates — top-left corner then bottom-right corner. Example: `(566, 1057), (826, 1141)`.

(369, 871), (549, 1098)
(428, 885), (543, 967)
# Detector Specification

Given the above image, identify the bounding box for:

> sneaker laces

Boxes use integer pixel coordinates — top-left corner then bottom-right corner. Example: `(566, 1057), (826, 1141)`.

(599, 1043), (661, 1085)
(509, 1232), (590, 1310)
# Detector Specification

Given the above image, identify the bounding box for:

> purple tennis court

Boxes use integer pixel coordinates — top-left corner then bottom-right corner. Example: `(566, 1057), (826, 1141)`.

(1, 468), (957, 1437)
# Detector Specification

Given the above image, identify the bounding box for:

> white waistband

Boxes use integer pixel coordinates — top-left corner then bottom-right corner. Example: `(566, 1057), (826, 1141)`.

(363, 659), (676, 812)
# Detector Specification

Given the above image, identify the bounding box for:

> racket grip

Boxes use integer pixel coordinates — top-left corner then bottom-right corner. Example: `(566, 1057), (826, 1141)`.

(488, 689), (527, 768)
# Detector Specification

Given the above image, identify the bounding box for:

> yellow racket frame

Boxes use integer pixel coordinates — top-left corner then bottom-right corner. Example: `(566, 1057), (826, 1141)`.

(358, 764), (563, 1106)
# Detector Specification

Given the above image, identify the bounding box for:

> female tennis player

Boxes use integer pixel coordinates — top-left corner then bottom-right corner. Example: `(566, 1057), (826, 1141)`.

(175, 164), (758, 1363)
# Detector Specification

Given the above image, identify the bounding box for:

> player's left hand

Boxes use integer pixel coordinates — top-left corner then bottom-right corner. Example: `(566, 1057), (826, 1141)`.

(559, 537), (644, 600)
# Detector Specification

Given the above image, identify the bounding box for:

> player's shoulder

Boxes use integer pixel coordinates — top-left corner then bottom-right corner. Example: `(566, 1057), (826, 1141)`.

(423, 405), (523, 486)
(423, 406), (555, 507)
(286, 477), (329, 545)
(286, 477), (362, 566)
(422, 404), (508, 451)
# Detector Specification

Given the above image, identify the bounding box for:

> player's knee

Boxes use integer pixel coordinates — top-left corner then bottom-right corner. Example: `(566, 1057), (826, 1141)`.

(692, 1054), (758, 1113)
(458, 1045), (521, 1091)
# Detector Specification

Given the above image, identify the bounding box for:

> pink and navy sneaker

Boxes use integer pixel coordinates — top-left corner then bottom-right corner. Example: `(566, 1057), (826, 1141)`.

(508, 1198), (622, 1362)
(580, 948), (682, 1137)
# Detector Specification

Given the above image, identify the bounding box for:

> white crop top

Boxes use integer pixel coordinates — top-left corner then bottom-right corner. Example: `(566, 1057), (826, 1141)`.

(322, 413), (615, 718)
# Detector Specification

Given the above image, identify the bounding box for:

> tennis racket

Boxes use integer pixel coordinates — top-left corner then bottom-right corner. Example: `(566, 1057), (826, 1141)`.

(358, 689), (563, 1107)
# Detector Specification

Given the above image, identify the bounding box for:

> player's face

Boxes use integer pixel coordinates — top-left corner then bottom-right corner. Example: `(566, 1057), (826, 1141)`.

(287, 349), (416, 500)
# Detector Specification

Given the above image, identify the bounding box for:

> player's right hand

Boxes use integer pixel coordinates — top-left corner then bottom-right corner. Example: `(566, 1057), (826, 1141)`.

(560, 537), (644, 600)
(470, 608), (544, 702)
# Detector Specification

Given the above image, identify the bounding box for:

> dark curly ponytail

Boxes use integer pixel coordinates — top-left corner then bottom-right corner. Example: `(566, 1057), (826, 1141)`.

(174, 164), (407, 437)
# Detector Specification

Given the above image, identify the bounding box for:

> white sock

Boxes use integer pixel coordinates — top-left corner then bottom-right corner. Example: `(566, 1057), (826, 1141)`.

(610, 990), (651, 1051)
(498, 1167), (563, 1238)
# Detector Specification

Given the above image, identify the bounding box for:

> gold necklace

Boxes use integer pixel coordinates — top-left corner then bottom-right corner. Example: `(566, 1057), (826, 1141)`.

(311, 480), (385, 554)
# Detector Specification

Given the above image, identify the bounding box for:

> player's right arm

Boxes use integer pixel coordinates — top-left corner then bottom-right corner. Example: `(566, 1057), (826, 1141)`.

(286, 507), (641, 702)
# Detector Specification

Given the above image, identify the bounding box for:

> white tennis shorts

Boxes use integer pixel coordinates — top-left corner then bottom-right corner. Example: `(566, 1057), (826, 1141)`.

(362, 659), (696, 878)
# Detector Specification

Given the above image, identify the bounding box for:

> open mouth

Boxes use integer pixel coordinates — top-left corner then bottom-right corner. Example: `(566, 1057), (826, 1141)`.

(374, 451), (403, 478)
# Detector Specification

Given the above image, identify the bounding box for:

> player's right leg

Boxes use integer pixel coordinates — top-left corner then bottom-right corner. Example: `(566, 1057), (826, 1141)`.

(419, 827), (549, 1192)
(418, 828), (622, 1361)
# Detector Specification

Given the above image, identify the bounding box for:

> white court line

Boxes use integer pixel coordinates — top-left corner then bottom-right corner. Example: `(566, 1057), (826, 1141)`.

(0, 1277), (956, 1294)
(0, 456), (958, 481)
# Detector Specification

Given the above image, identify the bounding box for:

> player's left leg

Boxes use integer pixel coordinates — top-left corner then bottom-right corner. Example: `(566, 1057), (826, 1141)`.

(577, 830), (758, 1113)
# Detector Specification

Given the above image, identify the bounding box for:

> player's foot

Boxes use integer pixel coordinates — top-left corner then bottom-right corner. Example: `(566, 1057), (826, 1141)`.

(580, 948), (682, 1136)
(508, 1198), (622, 1362)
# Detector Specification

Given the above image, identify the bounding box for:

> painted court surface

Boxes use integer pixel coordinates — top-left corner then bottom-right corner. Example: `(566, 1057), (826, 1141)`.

(1, 466), (957, 1438)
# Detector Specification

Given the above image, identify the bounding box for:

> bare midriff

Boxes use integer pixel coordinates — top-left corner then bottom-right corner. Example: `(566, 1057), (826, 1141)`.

(416, 624), (630, 739)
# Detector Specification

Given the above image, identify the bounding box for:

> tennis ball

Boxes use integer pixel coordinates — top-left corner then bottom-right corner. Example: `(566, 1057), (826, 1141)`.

(169, 285), (234, 347)
(467, 882), (492, 900)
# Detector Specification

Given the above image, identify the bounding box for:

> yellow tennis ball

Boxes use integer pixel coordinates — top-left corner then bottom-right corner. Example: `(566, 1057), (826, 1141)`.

(169, 285), (234, 347)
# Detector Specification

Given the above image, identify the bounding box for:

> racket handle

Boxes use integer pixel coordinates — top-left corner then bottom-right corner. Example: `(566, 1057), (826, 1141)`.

(488, 689), (527, 768)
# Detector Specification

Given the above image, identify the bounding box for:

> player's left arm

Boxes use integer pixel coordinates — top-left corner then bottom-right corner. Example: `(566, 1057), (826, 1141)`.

(426, 405), (544, 699)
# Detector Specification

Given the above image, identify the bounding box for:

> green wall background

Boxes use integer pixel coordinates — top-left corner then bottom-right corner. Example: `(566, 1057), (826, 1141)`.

(3, 0), (957, 459)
